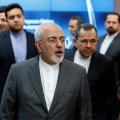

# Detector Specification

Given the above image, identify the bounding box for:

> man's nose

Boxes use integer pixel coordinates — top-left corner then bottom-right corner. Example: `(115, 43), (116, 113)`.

(109, 22), (113, 26)
(14, 16), (19, 21)
(86, 41), (92, 47)
(56, 40), (64, 48)
(56, 40), (62, 46)
(0, 20), (3, 25)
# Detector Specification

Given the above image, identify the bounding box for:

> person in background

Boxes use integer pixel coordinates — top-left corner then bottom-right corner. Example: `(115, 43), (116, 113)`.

(0, 23), (92, 120)
(65, 23), (119, 120)
(0, 6), (9, 33)
(68, 16), (84, 50)
(0, 3), (38, 103)
(96, 12), (120, 100)
(69, 16), (84, 37)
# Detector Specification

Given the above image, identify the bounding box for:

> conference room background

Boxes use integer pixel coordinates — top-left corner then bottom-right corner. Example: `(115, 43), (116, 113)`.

(1, 0), (117, 49)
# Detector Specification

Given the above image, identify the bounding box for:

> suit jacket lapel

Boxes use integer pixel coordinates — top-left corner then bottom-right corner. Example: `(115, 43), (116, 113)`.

(97, 35), (106, 52)
(105, 33), (120, 55)
(25, 31), (34, 59)
(27, 58), (72, 114)
(87, 52), (102, 87)
(27, 56), (48, 112)
(88, 53), (97, 77)
(48, 59), (70, 114)
(5, 31), (16, 62)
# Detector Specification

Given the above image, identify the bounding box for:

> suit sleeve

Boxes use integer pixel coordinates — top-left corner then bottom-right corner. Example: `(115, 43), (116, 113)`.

(78, 70), (92, 120)
(0, 65), (18, 120)
(104, 62), (119, 120)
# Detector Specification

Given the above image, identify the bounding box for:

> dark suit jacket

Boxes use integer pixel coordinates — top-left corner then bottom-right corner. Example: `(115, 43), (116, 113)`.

(0, 30), (38, 102)
(0, 56), (92, 120)
(65, 49), (118, 120)
(96, 33), (120, 93)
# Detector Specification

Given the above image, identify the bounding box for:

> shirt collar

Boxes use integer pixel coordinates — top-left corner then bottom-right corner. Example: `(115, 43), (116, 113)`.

(10, 30), (25, 37)
(106, 32), (118, 39)
(76, 50), (92, 61)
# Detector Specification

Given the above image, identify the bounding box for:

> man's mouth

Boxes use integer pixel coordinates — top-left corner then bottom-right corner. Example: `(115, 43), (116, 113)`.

(55, 51), (63, 57)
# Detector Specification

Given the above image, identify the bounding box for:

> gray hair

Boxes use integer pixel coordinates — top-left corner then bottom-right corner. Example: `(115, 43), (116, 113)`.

(34, 23), (47, 42)
(34, 23), (63, 42)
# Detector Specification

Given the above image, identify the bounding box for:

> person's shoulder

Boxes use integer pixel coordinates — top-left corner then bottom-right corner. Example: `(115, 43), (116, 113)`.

(64, 49), (72, 57)
(11, 56), (38, 69)
(25, 30), (34, 36)
(98, 34), (106, 39)
(116, 32), (120, 36)
(0, 31), (10, 43)
(65, 47), (76, 57)
(0, 30), (9, 37)
(24, 30), (35, 41)
(93, 52), (112, 63)
(62, 58), (86, 72)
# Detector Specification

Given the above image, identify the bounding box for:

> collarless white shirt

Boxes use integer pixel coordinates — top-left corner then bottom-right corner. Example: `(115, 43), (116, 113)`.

(100, 32), (118, 54)
(39, 56), (59, 110)
(10, 30), (27, 62)
(74, 50), (91, 73)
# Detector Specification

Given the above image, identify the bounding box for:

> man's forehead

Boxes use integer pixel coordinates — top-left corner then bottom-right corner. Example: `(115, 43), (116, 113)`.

(0, 13), (6, 17)
(44, 24), (63, 32)
(69, 20), (78, 25)
(38, 24), (64, 38)
(107, 15), (119, 20)
(79, 28), (97, 37)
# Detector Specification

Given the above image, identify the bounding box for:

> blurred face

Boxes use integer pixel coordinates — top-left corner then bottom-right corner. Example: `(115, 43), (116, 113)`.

(35, 24), (65, 65)
(0, 12), (9, 32)
(69, 19), (78, 36)
(74, 28), (98, 58)
(105, 14), (120, 35)
(7, 8), (24, 33)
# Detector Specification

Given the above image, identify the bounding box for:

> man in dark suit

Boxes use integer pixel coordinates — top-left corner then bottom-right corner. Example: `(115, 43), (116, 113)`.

(65, 23), (118, 120)
(96, 12), (120, 99)
(0, 23), (92, 120)
(0, 6), (9, 33)
(0, 3), (38, 102)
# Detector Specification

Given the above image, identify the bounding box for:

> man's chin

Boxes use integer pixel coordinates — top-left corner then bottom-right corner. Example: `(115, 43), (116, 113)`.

(54, 52), (64, 58)
(81, 53), (92, 58)
(107, 30), (116, 35)
(11, 29), (22, 33)
(51, 55), (64, 64)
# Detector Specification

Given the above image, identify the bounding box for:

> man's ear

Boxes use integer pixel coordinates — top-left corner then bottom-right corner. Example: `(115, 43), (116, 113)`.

(35, 41), (42, 52)
(73, 39), (78, 48)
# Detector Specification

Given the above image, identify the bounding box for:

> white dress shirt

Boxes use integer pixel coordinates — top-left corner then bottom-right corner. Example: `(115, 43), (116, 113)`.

(39, 56), (59, 110)
(100, 32), (118, 54)
(74, 50), (91, 73)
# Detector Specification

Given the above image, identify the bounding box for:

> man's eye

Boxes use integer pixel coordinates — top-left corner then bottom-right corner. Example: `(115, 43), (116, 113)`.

(49, 38), (56, 43)
(9, 16), (15, 20)
(81, 40), (87, 43)
(60, 38), (65, 43)
(17, 15), (22, 18)
(91, 40), (96, 43)
(1, 19), (7, 22)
